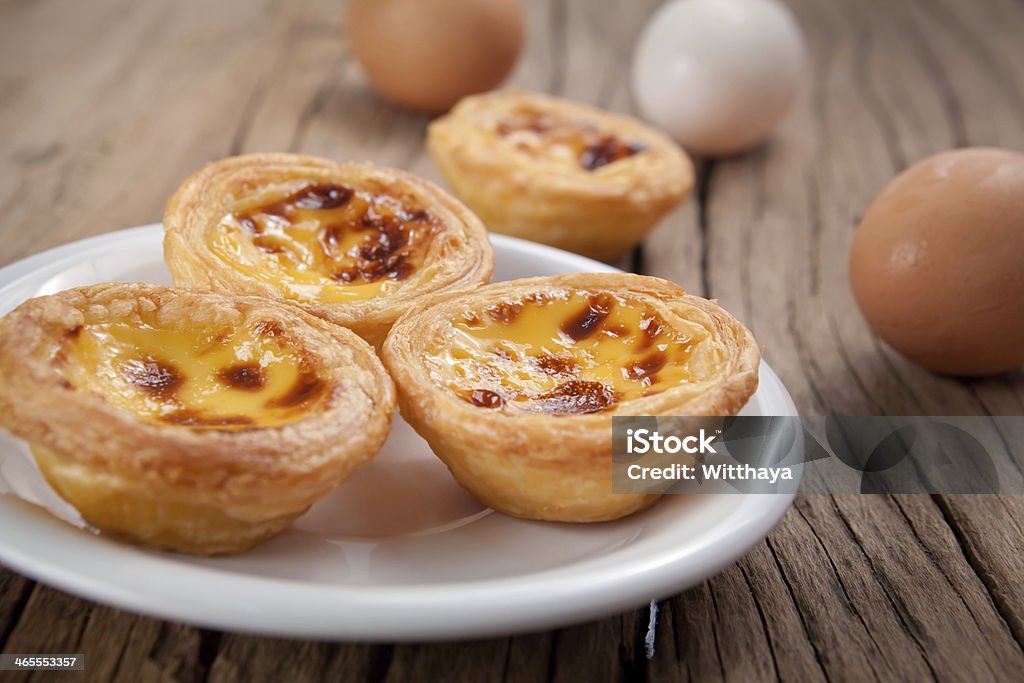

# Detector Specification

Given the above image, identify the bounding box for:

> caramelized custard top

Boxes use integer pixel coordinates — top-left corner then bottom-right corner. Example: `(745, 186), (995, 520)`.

(422, 290), (698, 415)
(209, 183), (439, 301)
(57, 319), (327, 429)
(495, 109), (645, 172)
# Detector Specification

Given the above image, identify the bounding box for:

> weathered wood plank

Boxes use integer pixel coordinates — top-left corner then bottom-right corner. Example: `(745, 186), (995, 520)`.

(931, 495), (1024, 646)
(643, 0), (1024, 681)
(0, 582), (210, 683)
(650, 575), (777, 683)
(208, 636), (380, 683)
(0, 0), (313, 267)
(1, 585), (93, 682)
(0, 568), (34, 652)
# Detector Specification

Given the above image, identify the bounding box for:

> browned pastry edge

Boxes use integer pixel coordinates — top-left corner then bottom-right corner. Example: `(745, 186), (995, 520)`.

(381, 273), (760, 522)
(163, 153), (494, 347)
(0, 283), (396, 516)
(427, 89), (694, 260)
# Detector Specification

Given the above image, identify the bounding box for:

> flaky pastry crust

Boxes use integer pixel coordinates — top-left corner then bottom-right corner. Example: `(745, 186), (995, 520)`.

(382, 273), (759, 522)
(164, 153), (494, 348)
(427, 89), (694, 260)
(0, 283), (395, 555)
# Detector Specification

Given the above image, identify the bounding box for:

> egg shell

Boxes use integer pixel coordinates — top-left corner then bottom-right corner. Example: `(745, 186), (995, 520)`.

(346, 0), (524, 113)
(631, 0), (805, 156)
(849, 147), (1024, 376)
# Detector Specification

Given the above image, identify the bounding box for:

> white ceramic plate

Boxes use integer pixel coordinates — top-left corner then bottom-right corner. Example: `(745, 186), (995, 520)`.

(0, 225), (798, 640)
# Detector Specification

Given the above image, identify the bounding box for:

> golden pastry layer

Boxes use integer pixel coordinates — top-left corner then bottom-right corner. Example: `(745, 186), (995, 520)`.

(0, 283), (395, 555)
(383, 273), (760, 522)
(428, 89), (694, 260)
(164, 153), (494, 347)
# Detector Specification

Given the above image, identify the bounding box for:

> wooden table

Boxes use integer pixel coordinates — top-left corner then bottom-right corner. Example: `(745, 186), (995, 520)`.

(1, 0), (1022, 680)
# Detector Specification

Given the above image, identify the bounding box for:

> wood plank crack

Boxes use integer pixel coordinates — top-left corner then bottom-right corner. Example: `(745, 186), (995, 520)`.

(195, 629), (222, 683)
(705, 582), (728, 682)
(931, 495), (1024, 650)
(827, 497), (942, 682)
(763, 536), (831, 680)
(0, 575), (36, 651)
(736, 564), (781, 681)
(694, 159), (717, 299)
(367, 643), (394, 683)
(547, 0), (567, 96)
(792, 504), (887, 681)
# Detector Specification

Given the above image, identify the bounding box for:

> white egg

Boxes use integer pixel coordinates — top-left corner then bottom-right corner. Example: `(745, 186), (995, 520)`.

(632, 0), (805, 156)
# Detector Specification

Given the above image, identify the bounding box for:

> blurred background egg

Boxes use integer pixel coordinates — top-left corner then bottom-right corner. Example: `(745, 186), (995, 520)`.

(849, 147), (1024, 376)
(631, 0), (805, 156)
(346, 0), (524, 113)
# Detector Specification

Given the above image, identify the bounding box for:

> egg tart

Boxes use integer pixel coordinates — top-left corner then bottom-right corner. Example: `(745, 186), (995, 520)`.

(382, 273), (759, 522)
(427, 89), (694, 260)
(163, 153), (494, 348)
(0, 283), (395, 555)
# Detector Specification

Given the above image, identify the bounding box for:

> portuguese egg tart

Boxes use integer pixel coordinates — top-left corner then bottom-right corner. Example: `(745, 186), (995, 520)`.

(382, 273), (759, 522)
(0, 283), (395, 555)
(427, 89), (694, 260)
(163, 153), (494, 348)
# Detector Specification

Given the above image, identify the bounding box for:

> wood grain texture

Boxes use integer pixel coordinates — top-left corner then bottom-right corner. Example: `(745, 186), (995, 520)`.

(1, 0), (1022, 681)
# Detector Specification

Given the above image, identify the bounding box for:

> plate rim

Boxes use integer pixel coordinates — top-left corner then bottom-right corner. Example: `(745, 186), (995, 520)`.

(0, 225), (799, 640)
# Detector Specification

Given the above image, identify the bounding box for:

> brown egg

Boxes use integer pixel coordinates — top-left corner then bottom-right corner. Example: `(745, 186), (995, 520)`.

(850, 147), (1024, 376)
(346, 0), (524, 113)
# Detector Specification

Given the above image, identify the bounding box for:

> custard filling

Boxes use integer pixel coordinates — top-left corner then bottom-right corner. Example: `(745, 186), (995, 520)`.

(495, 109), (645, 171)
(57, 320), (327, 429)
(209, 183), (439, 302)
(423, 291), (701, 414)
